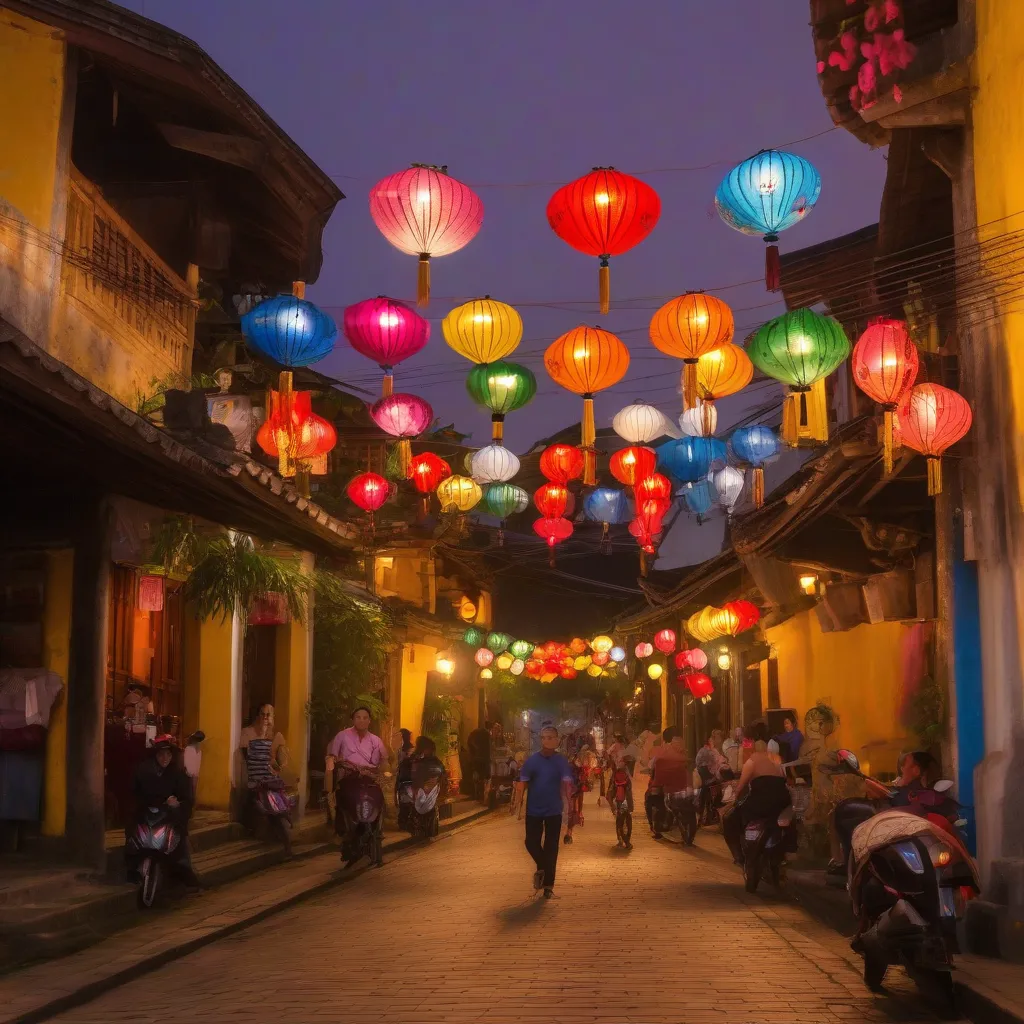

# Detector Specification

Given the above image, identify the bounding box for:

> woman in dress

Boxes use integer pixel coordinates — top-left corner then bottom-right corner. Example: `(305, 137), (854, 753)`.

(239, 704), (289, 833)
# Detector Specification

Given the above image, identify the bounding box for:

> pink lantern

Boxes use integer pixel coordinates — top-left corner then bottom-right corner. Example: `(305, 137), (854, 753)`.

(370, 393), (434, 478)
(675, 649), (708, 671)
(137, 575), (165, 613)
(635, 641), (654, 659)
(343, 296), (429, 396)
(475, 648), (494, 667)
(248, 592), (290, 627)
(654, 628), (677, 654)
(592, 650), (610, 667)
(369, 165), (484, 307)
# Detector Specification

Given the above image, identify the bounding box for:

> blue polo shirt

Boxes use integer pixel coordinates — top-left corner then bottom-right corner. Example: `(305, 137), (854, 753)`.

(519, 750), (574, 818)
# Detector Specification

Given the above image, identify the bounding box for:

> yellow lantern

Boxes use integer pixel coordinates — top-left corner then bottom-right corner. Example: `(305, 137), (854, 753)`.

(694, 344), (753, 434)
(479, 667), (493, 680)
(496, 652), (513, 670)
(647, 663), (664, 680)
(442, 296), (523, 363)
(436, 474), (482, 513)
(574, 654), (592, 671)
(591, 635), (614, 653)
(587, 663), (604, 677)
(436, 652), (455, 676)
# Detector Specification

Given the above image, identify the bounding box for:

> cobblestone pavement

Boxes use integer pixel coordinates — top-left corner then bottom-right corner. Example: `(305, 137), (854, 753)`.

(50, 795), (958, 1024)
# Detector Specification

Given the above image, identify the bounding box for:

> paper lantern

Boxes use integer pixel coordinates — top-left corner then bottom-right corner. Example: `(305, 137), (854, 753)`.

(534, 516), (573, 565)
(509, 639), (534, 660)
(715, 150), (821, 290)
(370, 393), (433, 477)
(242, 295), (336, 368)
(657, 437), (724, 483)
(747, 308), (850, 446)
(635, 642), (654, 658)
(471, 445), (520, 484)
(695, 344), (753, 434)
(630, 500), (666, 556)
(510, 658), (525, 676)
(852, 318), (920, 474)
(684, 672), (715, 701)
(547, 167), (661, 313)
(680, 400), (717, 438)
(369, 165), (483, 306)
(635, 472), (672, 508)
(650, 293), (734, 408)
(534, 482), (573, 519)
(475, 648), (494, 667)
(545, 325), (630, 484)
(583, 487), (633, 551)
(466, 360), (537, 443)
(138, 574), (165, 613)
(586, 663), (603, 678)
(343, 297), (429, 396)
(486, 632), (511, 654)
(654, 628), (677, 653)
(437, 475), (482, 513)
(590, 650), (609, 667)
(680, 479), (715, 522)
(592, 635), (614, 653)
(723, 599), (760, 635)
(570, 638), (588, 654)
(249, 593), (290, 627)
(442, 296), (523, 363)
(257, 388), (337, 479)
(897, 383), (973, 496)
(347, 471), (392, 517)
(610, 646), (626, 663)
(647, 663), (664, 680)
(675, 648), (708, 671)
(463, 627), (483, 646)
(613, 401), (671, 445)
(610, 446), (657, 487)
(479, 667), (493, 680)
(730, 426), (779, 508)
(711, 466), (745, 516)
(484, 483), (529, 544)
(539, 443), (585, 484)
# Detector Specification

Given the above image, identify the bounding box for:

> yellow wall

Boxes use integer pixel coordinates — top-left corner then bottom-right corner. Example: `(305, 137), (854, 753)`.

(192, 614), (239, 811)
(765, 611), (914, 778)
(41, 548), (72, 836)
(399, 643), (435, 736)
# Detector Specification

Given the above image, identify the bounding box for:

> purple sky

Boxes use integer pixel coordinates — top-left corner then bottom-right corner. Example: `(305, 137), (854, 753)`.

(126, 0), (885, 459)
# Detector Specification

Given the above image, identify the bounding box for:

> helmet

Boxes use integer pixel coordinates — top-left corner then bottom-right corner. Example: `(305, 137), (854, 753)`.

(767, 739), (780, 755)
(152, 734), (178, 752)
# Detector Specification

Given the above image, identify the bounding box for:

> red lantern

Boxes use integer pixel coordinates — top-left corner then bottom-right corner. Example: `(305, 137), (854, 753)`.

(560, 666), (578, 680)
(547, 167), (661, 314)
(898, 383), (973, 496)
(610, 446), (657, 487)
(635, 641), (654, 658)
(409, 452), (451, 494)
(684, 672), (715, 701)
(676, 648), (709, 671)
(248, 592), (290, 627)
(722, 599), (760, 635)
(654, 628), (677, 654)
(635, 472), (672, 506)
(534, 516), (573, 566)
(137, 575), (165, 613)
(591, 650), (610, 667)
(534, 482), (573, 519)
(258, 388), (337, 478)
(347, 471), (392, 514)
(539, 443), (585, 484)
(851, 318), (920, 474)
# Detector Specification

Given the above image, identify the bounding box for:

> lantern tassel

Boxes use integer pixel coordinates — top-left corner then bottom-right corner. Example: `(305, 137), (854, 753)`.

(382, 370), (394, 398)
(683, 360), (698, 411)
(601, 521), (610, 555)
(417, 253), (430, 308)
(498, 523), (505, 547)
(765, 235), (781, 292)
(701, 399), (715, 437)
(492, 413), (505, 444)
(753, 467), (765, 509)
(548, 539), (556, 568)
(781, 383), (829, 447)
(599, 256), (610, 315)
(882, 408), (895, 476)
(295, 463), (311, 499)
(927, 457), (943, 496)
(640, 549), (648, 577)
(581, 394), (596, 486)
(397, 439), (412, 479)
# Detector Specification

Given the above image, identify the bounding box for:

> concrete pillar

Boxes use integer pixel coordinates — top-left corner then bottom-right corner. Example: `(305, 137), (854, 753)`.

(41, 548), (72, 837)
(274, 613), (312, 820)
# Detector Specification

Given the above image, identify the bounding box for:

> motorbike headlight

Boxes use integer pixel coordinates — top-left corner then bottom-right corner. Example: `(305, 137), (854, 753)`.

(894, 840), (925, 874)
(933, 846), (951, 868)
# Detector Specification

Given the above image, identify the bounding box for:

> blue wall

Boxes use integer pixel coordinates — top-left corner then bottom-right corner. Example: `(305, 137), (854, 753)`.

(952, 559), (984, 853)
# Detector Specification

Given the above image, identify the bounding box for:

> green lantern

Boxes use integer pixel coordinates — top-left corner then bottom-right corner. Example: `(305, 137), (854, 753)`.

(484, 483), (529, 547)
(486, 631), (511, 654)
(747, 308), (850, 446)
(509, 638), (534, 659)
(466, 360), (537, 444)
(463, 627), (483, 646)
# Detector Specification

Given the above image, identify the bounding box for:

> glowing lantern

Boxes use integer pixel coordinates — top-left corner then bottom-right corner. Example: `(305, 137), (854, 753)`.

(544, 325), (630, 484)
(684, 672), (715, 702)
(138, 575), (164, 613)
(631, 499), (666, 557)
(635, 642), (654, 658)
(539, 443), (585, 484)
(592, 650), (610, 667)
(650, 292), (734, 409)
(475, 648), (494, 667)
(547, 167), (661, 314)
(561, 666), (578, 680)
(471, 445), (520, 484)
(484, 483), (529, 546)
(711, 466), (745, 517)
(242, 295), (336, 368)
(258, 388), (337, 479)
(347, 471), (392, 517)
(510, 638), (534, 660)
(658, 437), (724, 484)
(610, 446), (657, 487)
(436, 653), (456, 676)
(730, 426), (780, 508)
(510, 658), (525, 676)
(675, 648), (709, 671)
(587, 663), (604, 678)
(592, 635), (614, 653)
(369, 164), (483, 306)
(852, 318), (920, 474)
(496, 653), (514, 671)
(613, 401), (672, 445)
(459, 599), (477, 622)
(647, 663), (664, 680)
(574, 654), (592, 670)
(370, 393), (433, 477)
(466, 360), (537, 443)
(437, 475), (482, 513)
(635, 473), (672, 508)
(534, 482), (573, 520)
(694, 344), (753, 433)
(584, 488), (633, 551)
(442, 296), (522, 363)
(463, 627), (483, 646)
(486, 632), (511, 654)
(653, 628), (676, 654)
(479, 667), (493, 680)
(534, 516), (573, 565)
(680, 479), (716, 522)
(747, 308), (850, 446)
(343, 296), (429, 396)
(723, 599), (760, 635)
(897, 383), (973, 496)
(715, 150), (822, 291)
(680, 400), (717, 438)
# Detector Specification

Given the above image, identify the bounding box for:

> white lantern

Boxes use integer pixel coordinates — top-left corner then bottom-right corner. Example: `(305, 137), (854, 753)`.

(613, 401), (671, 444)
(471, 444), (520, 483)
(679, 400), (717, 437)
(510, 658), (525, 676)
(711, 466), (745, 515)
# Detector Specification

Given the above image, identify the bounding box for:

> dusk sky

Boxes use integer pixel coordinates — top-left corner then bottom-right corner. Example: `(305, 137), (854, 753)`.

(124, 0), (886, 563)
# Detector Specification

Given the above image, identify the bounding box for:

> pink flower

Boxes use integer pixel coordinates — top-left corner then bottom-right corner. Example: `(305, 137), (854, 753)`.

(817, 60), (826, 74)
(858, 59), (877, 96)
(883, 0), (900, 23)
(865, 3), (881, 31)
(893, 84), (903, 103)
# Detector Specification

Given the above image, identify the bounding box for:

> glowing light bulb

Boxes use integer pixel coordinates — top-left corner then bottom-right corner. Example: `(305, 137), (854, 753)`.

(573, 346), (591, 360)
(472, 314), (493, 324)
(789, 335), (814, 355)
(417, 189), (432, 204)
(882, 355), (898, 368)
(757, 173), (778, 195)
(492, 375), (516, 387)
(595, 192), (610, 206)
(378, 312), (401, 329)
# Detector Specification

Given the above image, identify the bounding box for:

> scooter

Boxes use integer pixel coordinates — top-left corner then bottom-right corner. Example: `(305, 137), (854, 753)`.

(125, 805), (182, 908)
(608, 761), (634, 849)
(738, 802), (797, 893)
(665, 787), (700, 846)
(250, 778), (295, 855)
(697, 766), (735, 826)
(337, 771), (385, 867)
(409, 757), (446, 838)
(487, 754), (519, 809)
(824, 750), (980, 996)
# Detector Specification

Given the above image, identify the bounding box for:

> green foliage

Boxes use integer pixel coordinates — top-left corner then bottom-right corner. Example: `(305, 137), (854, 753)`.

(135, 372), (219, 417)
(910, 674), (945, 749)
(422, 693), (463, 756)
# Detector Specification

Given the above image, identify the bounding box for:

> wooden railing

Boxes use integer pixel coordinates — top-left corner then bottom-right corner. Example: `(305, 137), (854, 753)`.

(62, 169), (194, 375)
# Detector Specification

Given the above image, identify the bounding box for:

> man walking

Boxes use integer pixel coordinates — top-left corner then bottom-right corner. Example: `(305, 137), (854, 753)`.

(516, 725), (574, 899)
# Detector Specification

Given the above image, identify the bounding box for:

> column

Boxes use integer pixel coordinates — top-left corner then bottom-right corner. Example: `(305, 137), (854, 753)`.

(41, 548), (72, 837)
(274, 609), (312, 820)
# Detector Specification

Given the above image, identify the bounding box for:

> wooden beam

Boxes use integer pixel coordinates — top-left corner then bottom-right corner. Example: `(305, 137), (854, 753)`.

(921, 128), (965, 181)
(157, 123), (267, 171)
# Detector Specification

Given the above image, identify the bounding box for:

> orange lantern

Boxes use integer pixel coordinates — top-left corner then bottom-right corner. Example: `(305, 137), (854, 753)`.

(610, 446), (657, 487)
(694, 344), (753, 434)
(545, 325), (630, 485)
(650, 292), (734, 409)
(534, 482), (573, 519)
(539, 443), (585, 484)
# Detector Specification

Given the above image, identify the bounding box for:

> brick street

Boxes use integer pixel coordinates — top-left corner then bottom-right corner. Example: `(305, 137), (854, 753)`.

(48, 797), (958, 1024)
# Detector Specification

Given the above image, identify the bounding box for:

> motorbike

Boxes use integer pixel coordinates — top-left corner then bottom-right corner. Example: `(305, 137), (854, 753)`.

(823, 749), (980, 995)
(398, 757), (446, 838)
(250, 778), (295, 855)
(337, 770), (385, 867)
(487, 754), (519, 809)
(125, 805), (182, 908)
(697, 766), (735, 826)
(658, 787), (699, 846)
(722, 777), (797, 893)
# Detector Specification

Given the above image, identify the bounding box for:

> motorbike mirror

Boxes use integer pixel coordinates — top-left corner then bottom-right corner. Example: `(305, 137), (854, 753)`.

(837, 749), (860, 772)
(933, 779), (954, 794)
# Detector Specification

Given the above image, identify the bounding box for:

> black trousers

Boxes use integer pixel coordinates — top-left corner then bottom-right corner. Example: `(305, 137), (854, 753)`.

(524, 814), (562, 888)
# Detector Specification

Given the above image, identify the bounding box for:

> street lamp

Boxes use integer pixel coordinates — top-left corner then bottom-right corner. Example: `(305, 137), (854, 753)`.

(717, 649), (732, 671)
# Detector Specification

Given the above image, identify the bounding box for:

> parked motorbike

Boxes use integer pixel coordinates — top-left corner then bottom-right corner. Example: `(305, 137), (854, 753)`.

(487, 754), (519, 809)
(824, 749), (980, 995)
(697, 766), (735, 826)
(125, 805), (182, 908)
(337, 770), (385, 867)
(250, 778), (295, 855)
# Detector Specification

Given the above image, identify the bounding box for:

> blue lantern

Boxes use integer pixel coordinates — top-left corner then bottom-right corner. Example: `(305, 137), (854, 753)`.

(680, 479), (715, 522)
(584, 487), (633, 553)
(241, 295), (337, 368)
(730, 425), (780, 509)
(715, 150), (821, 291)
(657, 437), (726, 483)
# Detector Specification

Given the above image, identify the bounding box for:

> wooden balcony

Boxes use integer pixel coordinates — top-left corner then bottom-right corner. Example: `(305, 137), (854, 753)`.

(62, 169), (195, 378)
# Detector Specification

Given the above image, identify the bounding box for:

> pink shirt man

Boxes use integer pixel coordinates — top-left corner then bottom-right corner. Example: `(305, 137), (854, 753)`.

(329, 726), (386, 769)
